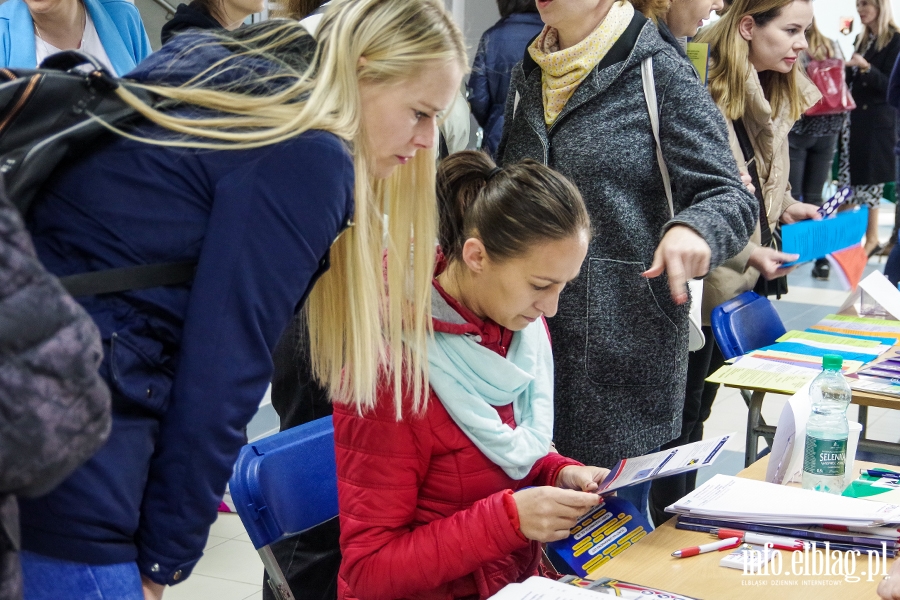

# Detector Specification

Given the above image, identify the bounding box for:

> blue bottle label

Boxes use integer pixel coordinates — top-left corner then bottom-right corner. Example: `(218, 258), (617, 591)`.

(803, 436), (847, 476)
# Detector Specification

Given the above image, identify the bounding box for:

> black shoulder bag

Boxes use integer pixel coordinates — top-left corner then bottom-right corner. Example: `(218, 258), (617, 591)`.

(0, 51), (195, 296)
(733, 118), (788, 299)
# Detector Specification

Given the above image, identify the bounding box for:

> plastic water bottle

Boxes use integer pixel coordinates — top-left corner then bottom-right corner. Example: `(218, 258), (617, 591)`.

(802, 354), (852, 494)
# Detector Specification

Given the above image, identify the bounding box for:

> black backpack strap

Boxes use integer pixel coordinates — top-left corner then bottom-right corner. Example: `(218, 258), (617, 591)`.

(59, 261), (197, 297)
(732, 118), (773, 249)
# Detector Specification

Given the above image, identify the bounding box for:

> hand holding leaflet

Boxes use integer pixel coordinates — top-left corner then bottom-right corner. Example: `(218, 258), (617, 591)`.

(781, 207), (868, 265)
(598, 433), (733, 493)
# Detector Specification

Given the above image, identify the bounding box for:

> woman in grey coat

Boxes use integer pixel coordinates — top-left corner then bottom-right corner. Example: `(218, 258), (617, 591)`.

(0, 180), (111, 600)
(498, 0), (756, 512)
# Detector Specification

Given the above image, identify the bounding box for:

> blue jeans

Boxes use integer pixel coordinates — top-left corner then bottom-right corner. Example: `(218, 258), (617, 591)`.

(21, 551), (143, 600)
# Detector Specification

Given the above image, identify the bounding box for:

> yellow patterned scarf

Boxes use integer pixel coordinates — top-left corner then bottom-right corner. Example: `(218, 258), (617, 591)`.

(528, 1), (634, 127)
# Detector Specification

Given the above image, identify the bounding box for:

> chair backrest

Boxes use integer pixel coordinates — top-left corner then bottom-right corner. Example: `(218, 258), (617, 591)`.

(229, 415), (337, 550)
(710, 291), (787, 360)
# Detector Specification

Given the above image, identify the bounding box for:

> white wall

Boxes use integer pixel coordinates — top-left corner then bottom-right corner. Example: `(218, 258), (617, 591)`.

(445, 0), (501, 65)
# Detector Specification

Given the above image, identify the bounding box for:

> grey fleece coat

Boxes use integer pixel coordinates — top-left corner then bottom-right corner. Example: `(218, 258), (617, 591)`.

(0, 181), (111, 600)
(498, 12), (757, 468)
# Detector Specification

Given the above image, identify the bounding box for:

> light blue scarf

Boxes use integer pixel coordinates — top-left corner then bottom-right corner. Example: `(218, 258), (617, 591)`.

(426, 319), (555, 480)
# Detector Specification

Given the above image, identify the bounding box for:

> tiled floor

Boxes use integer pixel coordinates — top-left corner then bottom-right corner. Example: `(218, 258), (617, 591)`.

(166, 513), (265, 599)
(177, 202), (900, 597)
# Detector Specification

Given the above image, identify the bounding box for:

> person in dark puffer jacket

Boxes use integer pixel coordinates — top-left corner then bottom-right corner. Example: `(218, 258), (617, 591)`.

(160, 0), (265, 45)
(468, 0), (544, 158)
(0, 181), (111, 600)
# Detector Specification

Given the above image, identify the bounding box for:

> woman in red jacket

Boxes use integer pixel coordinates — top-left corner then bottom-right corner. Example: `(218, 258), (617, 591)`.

(333, 151), (609, 600)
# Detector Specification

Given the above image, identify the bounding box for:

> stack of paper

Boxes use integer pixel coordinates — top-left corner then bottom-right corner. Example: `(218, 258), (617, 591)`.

(666, 474), (900, 527)
(676, 516), (899, 557)
(808, 314), (900, 344)
(704, 316), (897, 393)
(759, 329), (890, 363)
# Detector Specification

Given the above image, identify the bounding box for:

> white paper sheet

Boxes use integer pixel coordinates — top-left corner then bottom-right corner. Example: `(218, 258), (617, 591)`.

(667, 474), (900, 526)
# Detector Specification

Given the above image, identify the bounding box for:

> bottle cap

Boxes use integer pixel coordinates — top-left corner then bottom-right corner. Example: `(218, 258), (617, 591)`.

(822, 354), (843, 371)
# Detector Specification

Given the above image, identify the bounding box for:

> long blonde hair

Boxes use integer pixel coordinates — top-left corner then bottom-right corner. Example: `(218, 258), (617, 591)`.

(694, 0), (810, 121)
(806, 17), (834, 61)
(855, 0), (899, 53)
(111, 0), (467, 415)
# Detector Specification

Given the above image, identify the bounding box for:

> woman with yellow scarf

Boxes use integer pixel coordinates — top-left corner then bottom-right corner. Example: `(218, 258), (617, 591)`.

(498, 0), (757, 520)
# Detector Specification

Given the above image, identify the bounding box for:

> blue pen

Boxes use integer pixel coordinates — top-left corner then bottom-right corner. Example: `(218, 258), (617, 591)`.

(865, 469), (900, 480)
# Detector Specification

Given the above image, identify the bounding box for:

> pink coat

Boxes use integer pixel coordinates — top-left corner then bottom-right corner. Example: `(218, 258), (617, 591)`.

(333, 279), (580, 600)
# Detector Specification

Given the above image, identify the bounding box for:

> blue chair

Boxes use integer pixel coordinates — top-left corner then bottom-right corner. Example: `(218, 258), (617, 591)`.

(710, 291), (787, 360)
(710, 291), (787, 467)
(229, 416), (337, 600)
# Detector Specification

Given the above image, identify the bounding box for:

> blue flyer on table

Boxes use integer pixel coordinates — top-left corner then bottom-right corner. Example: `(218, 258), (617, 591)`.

(781, 207), (868, 265)
(547, 496), (651, 577)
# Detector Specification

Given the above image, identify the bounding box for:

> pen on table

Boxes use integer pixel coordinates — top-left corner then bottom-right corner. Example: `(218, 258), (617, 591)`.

(672, 536), (740, 558)
(711, 528), (805, 551)
(864, 469), (900, 480)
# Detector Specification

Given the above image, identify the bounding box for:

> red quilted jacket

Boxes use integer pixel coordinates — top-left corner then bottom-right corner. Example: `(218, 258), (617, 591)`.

(333, 279), (580, 600)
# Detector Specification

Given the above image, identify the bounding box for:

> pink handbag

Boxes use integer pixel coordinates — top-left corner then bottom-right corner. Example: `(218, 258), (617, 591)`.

(805, 57), (857, 116)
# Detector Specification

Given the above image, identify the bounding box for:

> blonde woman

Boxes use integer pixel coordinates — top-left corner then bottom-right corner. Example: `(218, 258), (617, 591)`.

(839, 0), (900, 255)
(17, 2), (466, 599)
(668, 0), (820, 513)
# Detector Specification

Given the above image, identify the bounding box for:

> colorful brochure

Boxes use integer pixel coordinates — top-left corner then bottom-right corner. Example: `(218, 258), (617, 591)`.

(843, 471), (900, 505)
(547, 496), (651, 577)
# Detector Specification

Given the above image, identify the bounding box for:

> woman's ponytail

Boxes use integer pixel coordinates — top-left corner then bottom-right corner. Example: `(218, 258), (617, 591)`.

(437, 151), (497, 261)
(436, 150), (590, 264)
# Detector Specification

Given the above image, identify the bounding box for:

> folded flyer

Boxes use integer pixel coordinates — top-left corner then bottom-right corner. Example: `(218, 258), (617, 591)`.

(547, 496), (651, 577)
(598, 433), (733, 493)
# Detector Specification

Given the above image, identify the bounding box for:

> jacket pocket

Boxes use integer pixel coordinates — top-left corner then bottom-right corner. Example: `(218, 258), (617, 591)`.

(109, 332), (173, 415)
(585, 258), (678, 387)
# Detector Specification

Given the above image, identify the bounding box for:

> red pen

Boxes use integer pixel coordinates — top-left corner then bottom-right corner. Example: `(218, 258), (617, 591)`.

(672, 536), (741, 558)
(712, 528), (805, 551)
